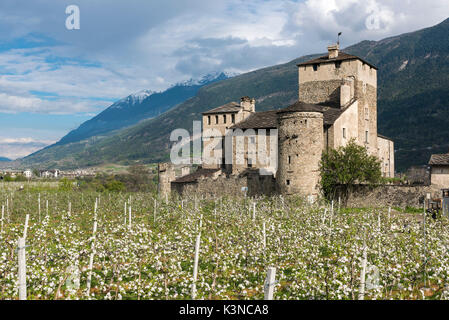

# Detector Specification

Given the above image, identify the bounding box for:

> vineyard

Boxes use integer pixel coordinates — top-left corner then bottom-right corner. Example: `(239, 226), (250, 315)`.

(1, 183), (449, 300)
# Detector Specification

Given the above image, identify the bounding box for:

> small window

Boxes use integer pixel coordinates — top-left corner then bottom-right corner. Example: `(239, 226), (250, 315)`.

(286, 180), (291, 186)
(207, 116), (211, 125)
(313, 64), (319, 72)
(250, 137), (256, 144)
(343, 128), (346, 139)
(365, 131), (369, 143)
(223, 115), (226, 123)
(232, 114), (235, 124)
(335, 61), (341, 69)
(288, 156), (291, 164)
(215, 115), (219, 124)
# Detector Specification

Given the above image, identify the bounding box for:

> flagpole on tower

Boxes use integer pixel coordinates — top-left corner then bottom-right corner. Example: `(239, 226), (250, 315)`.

(337, 32), (342, 46)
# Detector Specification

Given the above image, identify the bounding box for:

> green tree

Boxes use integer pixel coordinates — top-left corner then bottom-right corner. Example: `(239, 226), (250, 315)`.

(319, 139), (382, 201)
(59, 178), (73, 191)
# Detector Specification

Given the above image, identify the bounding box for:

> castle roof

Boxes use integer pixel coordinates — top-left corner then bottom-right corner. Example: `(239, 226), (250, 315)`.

(230, 102), (344, 130)
(172, 168), (221, 183)
(231, 110), (278, 129)
(277, 101), (344, 125)
(429, 153), (449, 166)
(297, 51), (378, 70)
(202, 102), (242, 115)
(377, 134), (394, 141)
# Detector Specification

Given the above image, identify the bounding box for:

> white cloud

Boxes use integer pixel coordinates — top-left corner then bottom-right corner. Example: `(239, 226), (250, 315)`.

(0, 137), (55, 160)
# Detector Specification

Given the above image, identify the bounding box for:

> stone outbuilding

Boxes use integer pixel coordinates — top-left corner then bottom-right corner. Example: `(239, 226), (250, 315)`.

(429, 153), (449, 188)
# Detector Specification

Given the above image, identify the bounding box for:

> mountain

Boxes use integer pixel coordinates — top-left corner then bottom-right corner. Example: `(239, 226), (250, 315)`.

(57, 72), (230, 145)
(21, 18), (449, 171)
(0, 157), (11, 162)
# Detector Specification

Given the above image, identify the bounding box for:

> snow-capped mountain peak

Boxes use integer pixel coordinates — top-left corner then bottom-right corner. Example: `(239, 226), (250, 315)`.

(113, 89), (154, 108)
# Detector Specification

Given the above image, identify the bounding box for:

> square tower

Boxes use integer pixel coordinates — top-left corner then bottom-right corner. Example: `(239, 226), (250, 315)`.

(297, 45), (378, 155)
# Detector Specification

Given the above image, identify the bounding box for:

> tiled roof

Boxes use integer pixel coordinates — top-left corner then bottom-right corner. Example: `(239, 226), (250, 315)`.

(230, 103), (344, 130)
(378, 134), (394, 141)
(277, 101), (344, 125)
(231, 110), (278, 129)
(172, 168), (221, 183)
(202, 102), (242, 115)
(429, 153), (449, 166)
(297, 51), (378, 70)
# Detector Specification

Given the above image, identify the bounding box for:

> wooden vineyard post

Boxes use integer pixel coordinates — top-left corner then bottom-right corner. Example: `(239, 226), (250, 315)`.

(23, 214), (29, 239)
(191, 232), (201, 299)
(38, 194), (41, 223)
(128, 206), (132, 230)
(262, 222), (266, 249)
(264, 267), (276, 300)
(154, 199), (157, 225)
(1, 205), (4, 234)
(252, 202), (256, 221)
(86, 220), (98, 298)
(124, 202), (127, 226)
(68, 201), (71, 216)
(46, 200), (49, 216)
(358, 246), (368, 300)
(18, 237), (27, 300)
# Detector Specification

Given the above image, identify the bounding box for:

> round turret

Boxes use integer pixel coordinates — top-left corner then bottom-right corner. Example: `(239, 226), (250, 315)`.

(276, 102), (324, 197)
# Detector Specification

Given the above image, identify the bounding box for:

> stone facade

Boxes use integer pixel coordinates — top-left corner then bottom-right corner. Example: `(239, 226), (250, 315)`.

(157, 163), (175, 197)
(377, 136), (395, 178)
(429, 153), (449, 189)
(277, 111), (323, 197)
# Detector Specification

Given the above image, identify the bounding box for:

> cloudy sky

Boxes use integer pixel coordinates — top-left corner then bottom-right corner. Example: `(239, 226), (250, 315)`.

(0, 0), (448, 159)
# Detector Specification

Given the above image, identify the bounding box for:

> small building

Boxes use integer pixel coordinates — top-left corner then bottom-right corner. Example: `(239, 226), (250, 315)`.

(23, 169), (32, 179)
(429, 153), (449, 188)
(40, 169), (59, 178)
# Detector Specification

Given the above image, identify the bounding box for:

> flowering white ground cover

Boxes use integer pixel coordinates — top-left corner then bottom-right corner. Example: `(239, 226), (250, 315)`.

(1, 188), (449, 300)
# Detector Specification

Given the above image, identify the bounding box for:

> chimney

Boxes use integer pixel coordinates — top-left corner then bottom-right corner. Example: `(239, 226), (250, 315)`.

(181, 166), (190, 177)
(327, 44), (339, 59)
(240, 96), (256, 113)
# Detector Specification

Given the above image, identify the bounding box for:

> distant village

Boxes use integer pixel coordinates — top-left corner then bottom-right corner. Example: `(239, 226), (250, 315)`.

(0, 168), (96, 180)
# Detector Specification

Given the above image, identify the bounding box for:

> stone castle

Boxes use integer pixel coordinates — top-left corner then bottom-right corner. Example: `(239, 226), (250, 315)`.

(159, 44), (395, 199)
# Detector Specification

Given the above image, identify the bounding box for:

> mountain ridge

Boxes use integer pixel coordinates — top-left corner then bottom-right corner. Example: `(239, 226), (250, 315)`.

(56, 72), (231, 146)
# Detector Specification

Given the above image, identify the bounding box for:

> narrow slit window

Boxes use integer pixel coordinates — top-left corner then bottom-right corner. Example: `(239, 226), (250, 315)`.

(223, 115), (226, 123)
(207, 116), (211, 125)
(313, 64), (319, 72)
(215, 115), (219, 124)
(365, 131), (369, 143)
(286, 180), (291, 186)
(232, 114), (235, 124)
(343, 128), (346, 139)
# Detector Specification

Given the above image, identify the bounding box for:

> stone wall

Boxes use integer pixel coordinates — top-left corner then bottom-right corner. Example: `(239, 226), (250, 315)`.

(341, 185), (440, 208)
(172, 171), (276, 198)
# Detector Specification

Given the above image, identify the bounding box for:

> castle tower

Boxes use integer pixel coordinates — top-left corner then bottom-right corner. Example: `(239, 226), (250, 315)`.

(297, 44), (378, 155)
(157, 162), (175, 197)
(276, 103), (324, 197)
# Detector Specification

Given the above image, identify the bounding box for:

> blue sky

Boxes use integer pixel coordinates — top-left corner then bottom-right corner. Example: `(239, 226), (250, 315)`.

(0, 0), (448, 159)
